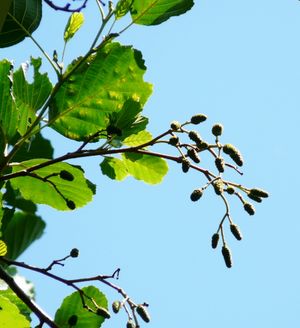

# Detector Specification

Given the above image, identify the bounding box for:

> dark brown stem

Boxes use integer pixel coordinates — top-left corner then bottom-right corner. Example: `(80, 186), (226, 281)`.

(0, 265), (58, 328)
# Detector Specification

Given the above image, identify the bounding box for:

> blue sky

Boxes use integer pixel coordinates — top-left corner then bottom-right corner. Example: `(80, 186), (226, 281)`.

(2, 0), (300, 327)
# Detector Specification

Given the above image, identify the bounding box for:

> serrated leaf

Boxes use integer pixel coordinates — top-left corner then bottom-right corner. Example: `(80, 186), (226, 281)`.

(64, 12), (84, 42)
(115, 0), (133, 19)
(55, 286), (109, 328)
(10, 160), (94, 210)
(49, 42), (152, 141)
(2, 211), (45, 260)
(13, 57), (52, 136)
(100, 157), (128, 181)
(130, 0), (194, 25)
(0, 59), (18, 143)
(0, 240), (7, 256)
(0, 0), (42, 48)
(0, 296), (30, 327)
(123, 130), (152, 146)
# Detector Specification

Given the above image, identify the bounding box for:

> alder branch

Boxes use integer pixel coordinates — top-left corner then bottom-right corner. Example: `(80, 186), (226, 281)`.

(43, 0), (92, 12)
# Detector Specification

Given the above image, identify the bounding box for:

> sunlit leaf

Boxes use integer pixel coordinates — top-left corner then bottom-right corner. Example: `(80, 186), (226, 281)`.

(131, 0), (194, 25)
(0, 0), (42, 48)
(49, 42), (152, 141)
(2, 211), (45, 260)
(10, 160), (94, 210)
(0, 296), (30, 327)
(55, 286), (109, 328)
(64, 12), (84, 42)
(0, 240), (7, 256)
(115, 0), (133, 19)
(100, 157), (128, 181)
(122, 153), (168, 184)
(123, 130), (152, 146)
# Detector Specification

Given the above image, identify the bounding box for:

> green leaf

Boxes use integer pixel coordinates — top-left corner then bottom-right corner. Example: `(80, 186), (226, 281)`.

(3, 181), (37, 214)
(13, 57), (52, 136)
(49, 42), (152, 141)
(115, 0), (133, 19)
(12, 132), (54, 162)
(130, 0), (194, 25)
(0, 240), (7, 256)
(123, 130), (152, 146)
(123, 153), (168, 184)
(10, 160), (94, 210)
(55, 286), (109, 328)
(0, 288), (31, 321)
(0, 59), (18, 143)
(0, 0), (42, 48)
(64, 12), (85, 42)
(0, 296), (30, 327)
(100, 157), (128, 181)
(2, 211), (45, 260)
(0, 0), (13, 32)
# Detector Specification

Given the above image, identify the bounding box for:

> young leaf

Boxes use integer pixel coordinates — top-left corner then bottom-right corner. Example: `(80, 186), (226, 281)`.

(64, 12), (85, 43)
(0, 296), (30, 327)
(10, 160), (94, 211)
(115, 0), (133, 19)
(130, 0), (194, 26)
(54, 286), (109, 328)
(2, 211), (45, 260)
(122, 153), (168, 184)
(13, 57), (52, 136)
(100, 157), (128, 181)
(0, 0), (42, 48)
(49, 42), (153, 141)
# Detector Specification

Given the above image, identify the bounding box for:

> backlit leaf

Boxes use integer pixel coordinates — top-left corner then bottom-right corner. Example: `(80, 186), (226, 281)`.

(130, 0), (194, 25)
(115, 0), (133, 19)
(0, 240), (7, 256)
(123, 130), (152, 146)
(49, 42), (152, 141)
(0, 296), (30, 327)
(55, 286), (109, 328)
(10, 160), (94, 210)
(64, 12), (84, 42)
(100, 157), (128, 181)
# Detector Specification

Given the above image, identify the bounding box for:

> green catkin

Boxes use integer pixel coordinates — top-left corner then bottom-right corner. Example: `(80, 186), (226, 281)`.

(70, 248), (79, 258)
(190, 189), (203, 201)
(188, 130), (202, 144)
(215, 157), (225, 173)
(222, 245), (233, 268)
(190, 114), (207, 124)
(211, 123), (223, 137)
(136, 305), (151, 323)
(249, 188), (269, 198)
(112, 301), (121, 313)
(213, 179), (223, 195)
(247, 193), (262, 203)
(168, 135), (179, 146)
(230, 224), (243, 241)
(187, 148), (200, 163)
(244, 202), (255, 215)
(181, 158), (190, 173)
(127, 320), (136, 328)
(226, 186), (235, 195)
(211, 233), (219, 249)
(222, 144), (243, 166)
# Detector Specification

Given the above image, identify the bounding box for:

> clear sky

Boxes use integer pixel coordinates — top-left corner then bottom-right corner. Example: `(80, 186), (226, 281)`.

(2, 0), (300, 327)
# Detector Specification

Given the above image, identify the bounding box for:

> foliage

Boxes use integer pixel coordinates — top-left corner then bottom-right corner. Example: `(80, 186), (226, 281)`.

(0, 0), (268, 327)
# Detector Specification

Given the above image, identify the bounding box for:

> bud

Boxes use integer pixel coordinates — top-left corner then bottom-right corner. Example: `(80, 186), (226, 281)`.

(244, 202), (255, 215)
(68, 315), (78, 326)
(66, 199), (76, 210)
(187, 148), (200, 163)
(213, 179), (223, 195)
(211, 233), (219, 249)
(226, 186), (235, 195)
(70, 248), (79, 258)
(249, 188), (269, 198)
(215, 157), (225, 173)
(181, 158), (190, 173)
(59, 170), (74, 181)
(136, 305), (150, 323)
(168, 135), (179, 146)
(222, 144), (243, 167)
(188, 130), (202, 144)
(211, 124), (223, 137)
(190, 189), (203, 202)
(222, 245), (232, 268)
(190, 114), (207, 124)
(230, 224), (242, 241)
(96, 307), (111, 319)
(170, 121), (181, 131)
(127, 319), (136, 328)
(112, 301), (121, 314)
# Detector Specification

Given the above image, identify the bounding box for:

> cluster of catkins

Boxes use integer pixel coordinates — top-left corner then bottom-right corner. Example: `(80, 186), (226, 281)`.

(168, 114), (269, 267)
